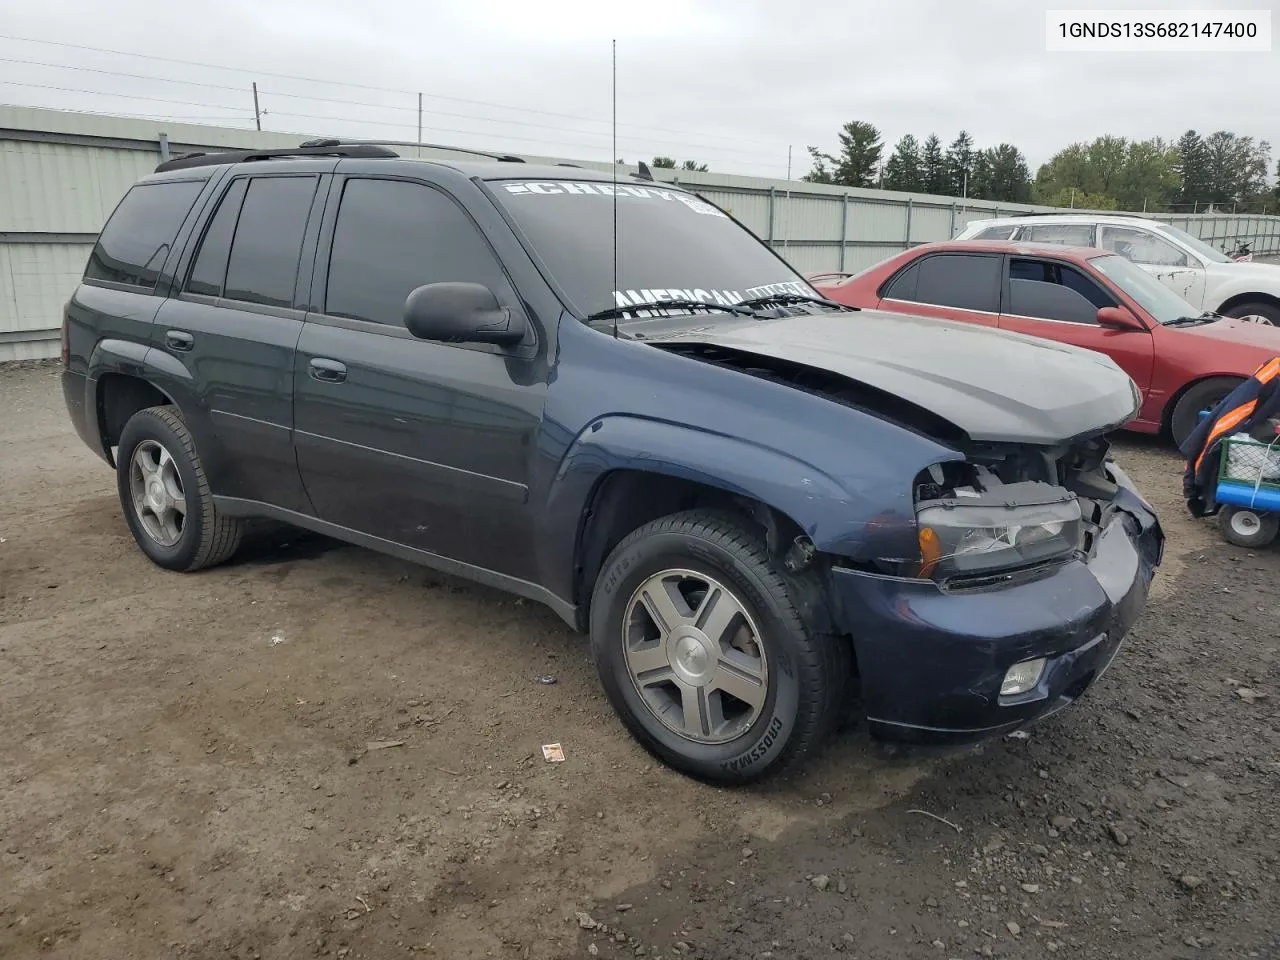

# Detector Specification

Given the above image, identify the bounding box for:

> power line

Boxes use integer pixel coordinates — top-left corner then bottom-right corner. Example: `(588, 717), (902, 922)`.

(0, 55), (249, 93)
(0, 79), (245, 112)
(0, 33), (782, 148)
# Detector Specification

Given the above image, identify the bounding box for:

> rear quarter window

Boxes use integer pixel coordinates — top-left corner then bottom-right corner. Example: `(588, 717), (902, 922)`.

(891, 253), (1001, 313)
(84, 180), (204, 289)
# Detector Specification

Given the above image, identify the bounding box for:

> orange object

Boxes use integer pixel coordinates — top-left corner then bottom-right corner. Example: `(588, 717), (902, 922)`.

(917, 527), (943, 578)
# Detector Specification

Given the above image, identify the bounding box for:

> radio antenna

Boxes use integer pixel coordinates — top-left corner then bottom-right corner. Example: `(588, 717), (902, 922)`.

(611, 38), (619, 339)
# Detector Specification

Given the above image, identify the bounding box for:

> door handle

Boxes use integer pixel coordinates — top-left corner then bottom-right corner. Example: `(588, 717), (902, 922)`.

(165, 330), (194, 352)
(308, 358), (347, 383)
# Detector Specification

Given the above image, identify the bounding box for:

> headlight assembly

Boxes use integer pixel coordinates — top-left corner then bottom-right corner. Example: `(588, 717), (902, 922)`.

(915, 480), (1084, 581)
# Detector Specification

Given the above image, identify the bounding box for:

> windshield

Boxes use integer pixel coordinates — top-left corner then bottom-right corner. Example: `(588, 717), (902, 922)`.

(1158, 224), (1233, 264)
(1090, 253), (1202, 324)
(492, 179), (813, 319)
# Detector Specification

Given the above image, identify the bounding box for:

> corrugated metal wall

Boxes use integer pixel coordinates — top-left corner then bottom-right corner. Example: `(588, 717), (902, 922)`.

(3, 104), (1279, 361)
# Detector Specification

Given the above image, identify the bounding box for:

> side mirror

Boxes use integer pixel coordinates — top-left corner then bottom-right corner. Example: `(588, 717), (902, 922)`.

(403, 282), (526, 346)
(1096, 306), (1145, 332)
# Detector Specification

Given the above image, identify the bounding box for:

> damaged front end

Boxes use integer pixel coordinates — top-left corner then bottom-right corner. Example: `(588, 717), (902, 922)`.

(827, 433), (1164, 747)
(874, 434), (1163, 590)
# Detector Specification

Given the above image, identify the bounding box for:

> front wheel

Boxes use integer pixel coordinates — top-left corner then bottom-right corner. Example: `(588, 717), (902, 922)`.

(589, 510), (848, 784)
(1222, 301), (1280, 326)
(1170, 377), (1243, 451)
(1218, 505), (1279, 548)
(116, 406), (242, 571)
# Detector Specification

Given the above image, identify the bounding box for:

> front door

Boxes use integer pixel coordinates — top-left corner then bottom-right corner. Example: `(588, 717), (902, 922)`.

(292, 175), (547, 580)
(1098, 224), (1207, 310)
(153, 172), (322, 513)
(997, 256), (1155, 394)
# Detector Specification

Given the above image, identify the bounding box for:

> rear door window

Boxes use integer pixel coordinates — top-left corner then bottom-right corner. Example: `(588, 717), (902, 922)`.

(907, 253), (1002, 313)
(973, 225), (1018, 240)
(84, 180), (204, 289)
(1098, 225), (1190, 267)
(185, 178), (249, 297)
(223, 176), (319, 309)
(1007, 258), (1115, 324)
(1018, 223), (1096, 246)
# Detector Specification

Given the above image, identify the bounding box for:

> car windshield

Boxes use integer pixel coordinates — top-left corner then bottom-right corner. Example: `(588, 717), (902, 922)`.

(491, 178), (815, 320)
(1157, 224), (1233, 263)
(1090, 253), (1203, 324)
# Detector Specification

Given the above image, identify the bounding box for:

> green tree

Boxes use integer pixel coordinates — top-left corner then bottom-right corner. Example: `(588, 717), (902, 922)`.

(1174, 130), (1211, 208)
(1115, 138), (1180, 210)
(679, 159), (709, 172)
(652, 156), (676, 168)
(945, 131), (976, 197)
(1085, 135), (1129, 195)
(1038, 186), (1118, 210)
(968, 150), (993, 200)
(983, 144), (1032, 203)
(921, 134), (946, 194)
(803, 121), (883, 187)
(1202, 131), (1270, 208)
(883, 134), (923, 192)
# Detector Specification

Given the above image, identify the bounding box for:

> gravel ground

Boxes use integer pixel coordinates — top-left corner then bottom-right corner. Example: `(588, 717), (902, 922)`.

(1, 359), (1277, 960)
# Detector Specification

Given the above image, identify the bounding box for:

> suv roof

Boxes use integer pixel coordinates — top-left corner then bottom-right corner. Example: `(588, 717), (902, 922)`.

(965, 212), (1171, 230)
(153, 138), (659, 186)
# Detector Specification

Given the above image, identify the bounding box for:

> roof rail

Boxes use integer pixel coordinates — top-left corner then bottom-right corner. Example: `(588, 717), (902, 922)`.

(1008, 210), (1156, 219)
(298, 138), (526, 163)
(154, 141), (399, 173)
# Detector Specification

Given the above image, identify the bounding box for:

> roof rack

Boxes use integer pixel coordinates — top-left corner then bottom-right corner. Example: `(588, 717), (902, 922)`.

(300, 138), (526, 163)
(155, 141), (398, 173)
(1007, 210), (1156, 219)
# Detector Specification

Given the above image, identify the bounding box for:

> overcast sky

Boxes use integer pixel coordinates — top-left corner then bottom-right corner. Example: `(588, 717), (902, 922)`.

(2, 0), (1277, 179)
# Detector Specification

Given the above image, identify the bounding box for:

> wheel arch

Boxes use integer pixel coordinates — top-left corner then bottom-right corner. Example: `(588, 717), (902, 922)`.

(94, 373), (177, 468)
(1162, 373), (1247, 434)
(1215, 290), (1280, 317)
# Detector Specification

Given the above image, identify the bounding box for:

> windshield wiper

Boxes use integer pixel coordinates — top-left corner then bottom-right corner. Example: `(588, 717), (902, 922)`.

(1165, 311), (1221, 327)
(736, 292), (859, 313)
(584, 299), (756, 324)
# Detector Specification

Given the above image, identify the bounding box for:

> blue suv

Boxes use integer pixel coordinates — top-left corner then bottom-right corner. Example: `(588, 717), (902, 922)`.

(61, 142), (1163, 783)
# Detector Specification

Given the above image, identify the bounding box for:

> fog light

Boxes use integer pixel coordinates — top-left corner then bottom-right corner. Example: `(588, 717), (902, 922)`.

(1001, 657), (1047, 696)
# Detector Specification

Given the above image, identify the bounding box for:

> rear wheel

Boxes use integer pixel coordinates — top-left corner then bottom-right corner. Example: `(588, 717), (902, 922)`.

(1222, 301), (1280, 326)
(116, 406), (242, 571)
(1218, 506), (1279, 548)
(589, 510), (848, 784)
(1170, 377), (1244, 450)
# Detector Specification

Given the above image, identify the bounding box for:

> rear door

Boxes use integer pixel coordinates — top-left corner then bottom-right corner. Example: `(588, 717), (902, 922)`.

(997, 255), (1155, 392)
(152, 172), (324, 512)
(877, 252), (1003, 327)
(292, 173), (546, 578)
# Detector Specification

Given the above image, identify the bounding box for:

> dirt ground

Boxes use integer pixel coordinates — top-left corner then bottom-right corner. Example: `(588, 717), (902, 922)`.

(1, 359), (1276, 960)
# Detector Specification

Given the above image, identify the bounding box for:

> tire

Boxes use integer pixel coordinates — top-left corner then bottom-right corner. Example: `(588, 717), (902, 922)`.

(1217, 506), (1279, 548)
(116, 405), (242, 571)
(1170, 377), (1244, 451)
(1222, 301), (1280, 326)
(589, 509), (848, 784)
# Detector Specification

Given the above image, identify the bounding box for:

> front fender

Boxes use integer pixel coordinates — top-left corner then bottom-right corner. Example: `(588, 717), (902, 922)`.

(537, 414), (951, 602)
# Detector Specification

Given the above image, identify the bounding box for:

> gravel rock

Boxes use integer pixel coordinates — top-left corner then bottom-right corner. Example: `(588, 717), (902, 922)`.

(1021, 883), (1040, 894)
(1179, 875), (1203, 890)
(811, 874), (830, 892)
(1006, 921), (1021, 936)
(1108, 825), (1131, 847)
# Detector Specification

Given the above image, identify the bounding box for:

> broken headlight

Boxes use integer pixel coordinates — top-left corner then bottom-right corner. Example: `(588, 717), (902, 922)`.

(915, 481), (1084, 581)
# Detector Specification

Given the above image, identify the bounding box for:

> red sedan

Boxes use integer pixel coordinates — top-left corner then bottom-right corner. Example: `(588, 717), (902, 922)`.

(812, 240), (1280, 447)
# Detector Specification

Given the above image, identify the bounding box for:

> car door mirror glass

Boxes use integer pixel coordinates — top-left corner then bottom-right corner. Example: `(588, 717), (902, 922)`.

(403, 282), (526, 345)
(1096, 306), (1145, 331)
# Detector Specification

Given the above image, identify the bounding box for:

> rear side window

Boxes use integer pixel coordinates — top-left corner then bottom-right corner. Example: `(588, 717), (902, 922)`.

(974, 225), (1017, 240)
(906, 254), (1001, 313)
(1018, 223), (1096, 246)
(1008, 258), (1114, 324)
(223, 176), (318, 309)
(84, 180), (204, 289)
(324, 178), (507, 326)
(185, 178), (249, 297)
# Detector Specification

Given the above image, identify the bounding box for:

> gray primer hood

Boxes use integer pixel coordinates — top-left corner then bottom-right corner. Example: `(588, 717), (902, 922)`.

(652, 309), (1140, 445)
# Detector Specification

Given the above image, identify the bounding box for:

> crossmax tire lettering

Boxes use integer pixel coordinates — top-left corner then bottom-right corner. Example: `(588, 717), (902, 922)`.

(589, 509), (847, 784)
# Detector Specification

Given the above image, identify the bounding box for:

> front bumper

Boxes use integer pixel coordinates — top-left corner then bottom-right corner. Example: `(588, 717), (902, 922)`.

(831, 478), (1163, 745)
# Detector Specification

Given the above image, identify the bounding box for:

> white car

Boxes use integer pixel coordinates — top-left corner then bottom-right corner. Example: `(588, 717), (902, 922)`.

(955, 213), (1280, 325)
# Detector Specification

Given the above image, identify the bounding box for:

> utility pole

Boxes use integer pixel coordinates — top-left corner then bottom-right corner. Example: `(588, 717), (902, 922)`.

(1070, 187), (1076, 208)
(417, 93), (423, 157)
(786, 145), (792, 180)
(252, 82), (261, 131)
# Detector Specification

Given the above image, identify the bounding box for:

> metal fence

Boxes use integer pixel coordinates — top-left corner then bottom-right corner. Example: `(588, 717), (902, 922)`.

(3, 104), (1279, 361)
